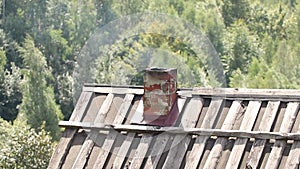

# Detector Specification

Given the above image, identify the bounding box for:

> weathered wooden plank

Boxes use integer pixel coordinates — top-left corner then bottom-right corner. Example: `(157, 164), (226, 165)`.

(285, 141), (300, 169)
(191, 88), (300, 99)
(69, 92), (94, 122)
(85, 84), (300, 100)
(93, 93), (114, 124)
(133, 98), (189, 169)
(143, 133), (171, 169)
(225, 101), (262, 169)
(161, 97), (204, 169)
(48, 92), (93, 169)
(108, 99), (145, 169)
(184, 98), (224, 169)
(246, 101), (280, 169)
(130, 98), (144, 124)
(58, 121), (300, 141)
(142, 97), (188, 169)
(85, 84), (300, 98)
(83, 86), (144, 95)
(265, 102), (300, 169)
(111, 132), (136, 169)
(202, 101), (242, 169)
(61, 131), (88, 168)
(285, 110), (300, 169)
(128, 134), (152, 169)
(83, 83), (143, 89)
(129, 98), (187, 169)
(71, 93), (114, 169)
(113, 94), (135, 124)
(91, 94), (134, 169)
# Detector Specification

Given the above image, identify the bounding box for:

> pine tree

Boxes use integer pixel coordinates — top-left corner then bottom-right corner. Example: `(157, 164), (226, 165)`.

(18, 35), (63, 140)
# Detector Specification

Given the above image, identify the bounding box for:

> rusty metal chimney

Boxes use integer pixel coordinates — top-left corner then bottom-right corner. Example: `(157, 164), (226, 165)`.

(143, 67), (178, 126)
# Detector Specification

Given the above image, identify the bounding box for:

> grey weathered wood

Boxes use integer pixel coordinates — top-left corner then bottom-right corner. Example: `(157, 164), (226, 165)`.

(69, 92), (94, 122)
(285, 140), (300, 169)
(285, 110), (300, 169)
(108, 99), (144, 169)
(83, 83), (143, 89)
(71, 93), (114, 169)
(184, 98), (224, 169)
(191, 87), (300, 100)
(111, 132), (136, 169)
(143, 97), (188, 169)
(85, 84), (300, 100)
(225, 101), (262, 169)
(58, 121), (300, 141)
(91, 94), (134, 169)
(162, 97), (204, 169)
(113, 94), (135, 124)
(48, 92), (93, 169)
(203, 101), (242, 169)
(129, 134), (152, 169)
(83, 86), (144, 95)
(143, 133), (171, 169)
(50, 84), (300, 169)
(246, 101), (280, 169)
(129, 98), (187, 169)
(265, 102), (300, 169)
(130, 98), (144, 124)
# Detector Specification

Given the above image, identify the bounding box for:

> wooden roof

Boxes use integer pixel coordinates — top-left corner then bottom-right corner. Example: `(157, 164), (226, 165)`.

(48, 84), (300, 169)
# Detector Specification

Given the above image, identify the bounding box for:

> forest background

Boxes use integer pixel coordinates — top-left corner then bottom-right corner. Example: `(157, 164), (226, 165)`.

(0, 0), (299, 168)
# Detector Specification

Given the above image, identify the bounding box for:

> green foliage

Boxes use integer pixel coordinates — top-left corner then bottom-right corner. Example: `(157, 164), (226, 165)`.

(18, 36), (63, 140)
(0, 29), (22, 122)
(0, 63), (22, 122)
(0, 1), (300, 152)
(0, 118), (55, 169)
(230, 58), (281, 88)
(0, 50), (6, 68)
(246, 2), (295, 40)
(94, 29), (216, 87)
(221, 20), (261, 81)
(219, 0), (250, 27)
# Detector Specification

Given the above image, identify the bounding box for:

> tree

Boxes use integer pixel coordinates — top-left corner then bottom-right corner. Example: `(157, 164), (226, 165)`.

(219, 0), (250, 27)
(18, 35), (63, 140)
(0, 29), (22, 122)
(221, 20), (261, 83)
(229, 57), (282, 88)
(1, 0), (300, 128)
(0, 118), (54, 169)
(0, 63), (22, 122)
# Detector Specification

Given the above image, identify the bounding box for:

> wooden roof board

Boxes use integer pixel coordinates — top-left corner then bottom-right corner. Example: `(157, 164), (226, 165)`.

(48, 85), (300, 169)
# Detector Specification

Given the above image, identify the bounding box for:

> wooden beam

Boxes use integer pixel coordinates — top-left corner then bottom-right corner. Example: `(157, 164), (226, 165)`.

(71, 93), (114, 169)
(143, 98), (188, 169)
(58, 122), (300, 141)
(188, 87), (300, 99)
(83, 86), (144, 95)
(184, 98), (224, 169)
(246, 101), (280, 168)
(92, 94), (134, 169)
(83, 85), (300, 101)
(130, 98), (188, 169)
(110, 99), (145, 169)
(203, 101), (242, 169)
(48, 91), (94, 169)
(162, 97), (204, 169)
(225, 101), (262, 169)
(265, 102), (300, 169)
